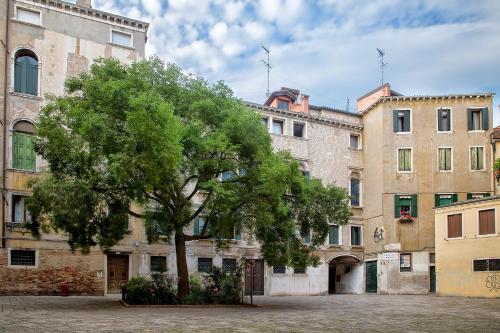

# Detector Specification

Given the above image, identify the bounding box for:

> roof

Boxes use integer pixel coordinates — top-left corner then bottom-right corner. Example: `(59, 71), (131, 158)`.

(491, 125), (500, 140)
(360, 93), (495, 114)
(244, 101), (363, 130)
(356, 83), (402, 101)
(309, 104), (362, 118)
(434, 195), (500, 210)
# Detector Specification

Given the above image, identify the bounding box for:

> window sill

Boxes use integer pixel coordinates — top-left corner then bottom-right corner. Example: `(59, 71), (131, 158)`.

(351, 245), (363, 248)
(10, 91), (42, 100)
(7, 168), (39, 174)
(468, 130), (486, 133)
(292, 136), (308, 141)
(445, 237), (464, 240)
(272, 273), (287, 276)
(350, 205), (364, 209)
(108, 42), (136, 51)
(395, 132), (412, 135)
(348, 147), (362, 151)
(11, 18), (44, 29)
(436, 131), (453, 134)
(327, 244), (342, 248)
(438, 170), (453, 173)
(397, 171), (413, 174)
(476, 233), (498, 238)
(7, 264), (38, 269)
(470, 169), (487, 172)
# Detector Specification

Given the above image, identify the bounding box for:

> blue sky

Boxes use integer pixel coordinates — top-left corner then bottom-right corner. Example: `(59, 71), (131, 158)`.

(92, 0), (499, 122)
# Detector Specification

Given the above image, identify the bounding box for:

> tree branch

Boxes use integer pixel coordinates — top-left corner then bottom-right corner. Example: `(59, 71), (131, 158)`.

(128, 209), (146, 219)
(184, 233), (212, 241)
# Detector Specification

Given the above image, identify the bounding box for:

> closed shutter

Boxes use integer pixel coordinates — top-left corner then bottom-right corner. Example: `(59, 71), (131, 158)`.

(12, 132), (20, 169)
(481, 107), (489, 130)
(479, 209), (495, 235)
(404, 110), (411, 132)
(329, 225), (339, 244)
(467, 193), (472, 200)
(27, 61), (38, 95)
(467, 108), (473, 131)
(14, 60), (22, 93)
(452, 193), (458, 203)
(393, 110), (398, 132)
(194, 217), (200, 235)
(411, 194), (418, 217)
(434, 194), (440, 207)
(394, 195), (401, 217)
(437, 108), (443, 131)
(25, 134), (35, 171)
(447, 214), (462, 238)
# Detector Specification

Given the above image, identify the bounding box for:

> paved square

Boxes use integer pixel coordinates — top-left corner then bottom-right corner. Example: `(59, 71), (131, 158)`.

(0, 294), (499, 332)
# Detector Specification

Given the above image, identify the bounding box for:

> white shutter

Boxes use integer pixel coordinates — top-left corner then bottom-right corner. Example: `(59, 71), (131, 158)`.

(17, 8), (41, 25)
(112, 31), (132, 47)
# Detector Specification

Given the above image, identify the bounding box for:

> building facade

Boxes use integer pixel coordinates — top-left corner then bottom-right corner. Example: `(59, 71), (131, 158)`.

(358, 84), (494, 294)
(435, 196), (500, 298)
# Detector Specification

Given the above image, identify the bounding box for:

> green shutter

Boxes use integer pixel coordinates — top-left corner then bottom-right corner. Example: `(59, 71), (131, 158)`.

(484, 193), (491, 197)
(394, 195), (401, 218)
(25, 134), (35, 171)
(12, 132), (19, 169)
(452, 193), (458, 203)
(411, 194), (418, 218)
(27, 62), (38, 96)
(435, 194), (440, 207)
(194, 217), (200, 235)
(393, 110), (398, 132)
(467, 108), (473, 130)
(437, 108), (442, 131)
(404, 110), (411, 132)
(467, 193), (472, 200)
(481, 107), (489, 130)
(14, 60), (22, 93)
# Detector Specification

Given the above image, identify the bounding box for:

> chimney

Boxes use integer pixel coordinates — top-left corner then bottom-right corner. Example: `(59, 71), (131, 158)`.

(301, 94), (309, 113)
(76, 0), (92, 8)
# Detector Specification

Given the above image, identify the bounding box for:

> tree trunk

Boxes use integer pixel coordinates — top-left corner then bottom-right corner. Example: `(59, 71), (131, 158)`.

(175, 231), (189, 300)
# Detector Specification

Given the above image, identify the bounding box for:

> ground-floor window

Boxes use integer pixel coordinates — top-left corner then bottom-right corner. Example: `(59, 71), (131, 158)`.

(273, 265), (286, 274)
(294, 266), (306, 274)
(9, 249), (36, 267)
(198, 258), (213, 273)
(150, 255), (167, 272)
(222, 258), (237, 272)
(351, 226), (361, 246)
(400, 253), (412, 272)
(473, 258), (500, 272)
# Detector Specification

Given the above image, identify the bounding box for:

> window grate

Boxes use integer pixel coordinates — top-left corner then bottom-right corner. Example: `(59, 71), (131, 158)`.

(150, 256), (167, 272)
(473, 259), (488, 272)
(273, 265), (286, 274)
(10, 250), (35, 266)
(222, 258), (237, 272)
(198, 258), (213, 273)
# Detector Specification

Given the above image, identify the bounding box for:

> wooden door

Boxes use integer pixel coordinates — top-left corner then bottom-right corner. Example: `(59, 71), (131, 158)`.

(429, 266), (436, 293)
(245, 259), (264, 295)
(365, 261), (377, 293)
(107, 254), (129, 294)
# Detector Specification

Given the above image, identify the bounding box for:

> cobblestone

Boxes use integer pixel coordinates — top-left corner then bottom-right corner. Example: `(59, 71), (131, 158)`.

(0, 294), (499, 332)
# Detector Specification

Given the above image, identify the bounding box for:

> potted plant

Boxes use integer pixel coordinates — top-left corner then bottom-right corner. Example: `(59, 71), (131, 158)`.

(398, 210), (414, 223)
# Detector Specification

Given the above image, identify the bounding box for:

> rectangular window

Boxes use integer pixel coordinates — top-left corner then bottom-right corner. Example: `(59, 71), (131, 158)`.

(467, 193), (490, 200)
(150, 256), (167, 272)
(470, 147), (484, 171)
(12, 195), (31, 223)
(193, 217), (208, 236)
(393, 109), (411, 132)
(293, 123), (304, 137)
(351, 226), (361, 246)
(278, 100), (289, 110)
(468, 108), (488, 131)
(394, 195), (418, 218)
(12, 132), (36, 171)
(438, 148), (452, 171)
(197, 258), (213, 273)
(400, 253), (412, 272)
(111, 30), (132, 47)
(434, 193), (458, 207)
(301, 230), (310, 244)
(10, 249), (36, 266)
(478, 209), (495, 235)
(447, 213), (462, 238)
(329, 225), (340, 245)
(429, 253), (435, 264)
(397, 148), (412, 172)
(294, 267), (306, 274)
(17, 7), (41, 25)
(262, 117), (268, 128)
(350, 134), (359, 149)
(273, 265), (286, 274)
(272, 120), (283, 135)
(350, 178), (360, 206)
(473, 258), (500, 272)
(437, 108), (451, 132)
(222, 258), (237, 272)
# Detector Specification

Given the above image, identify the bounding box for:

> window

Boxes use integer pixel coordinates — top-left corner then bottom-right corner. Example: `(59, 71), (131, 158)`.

(10, 249), (36, 266)
(468, 108), (488, 131)
(438, 147), (452, 171)
(429, 253), (435, 264)
(193, 217), (209, 236)
(447, 213), (462, 238)
(393, 109), (411, 132)
(437, 108), (451, 132)
(278, 100), (289, 110)
(222, 258), (237, 272)
(293, 122), (304, 137)
(351, 226), (361, 246)
(397, 148), (412, 172)
(150, 256), (167, 272)
(473, 258), (500, 272)
(434, 194), (458, 207)
(272, 119), (283, 135)
(350, 134), (359, 149)
(12, 195), (31, 223)
(400, 253), (412, 272)
(111, 30), (132, 47)
(350, 178), (360, 206)
(294, 266), (306, 274)
(470, 147), (484, 171)
(478, 209), (495, 236)
(301, 229), (310, 244)
(467, 193), (490, 200)
(329, 225), (340, 245)
(14, 49), (38, 96)
(394, 195), (418, 218)
(262, 117), (268, 128)
(221, 170), (236, 181)
(16, 7), (41, 25)
(197, 258), (213, 273)
(273, 265), (286, 274)
(301, 170), (310, 179)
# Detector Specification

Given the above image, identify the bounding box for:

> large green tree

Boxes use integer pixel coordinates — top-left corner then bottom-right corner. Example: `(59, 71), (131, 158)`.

(28, 58), (351, 299)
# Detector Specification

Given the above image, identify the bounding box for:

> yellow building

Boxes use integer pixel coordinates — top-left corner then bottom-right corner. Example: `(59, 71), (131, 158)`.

(435, 196), (500, 298)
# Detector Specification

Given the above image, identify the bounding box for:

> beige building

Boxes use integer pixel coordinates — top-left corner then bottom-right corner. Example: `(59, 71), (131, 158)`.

(358, 84), (494, 294)
(435, 196), (500, 298)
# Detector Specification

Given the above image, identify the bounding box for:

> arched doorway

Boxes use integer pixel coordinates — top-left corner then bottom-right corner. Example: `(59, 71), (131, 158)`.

(328, 254), (362, 294)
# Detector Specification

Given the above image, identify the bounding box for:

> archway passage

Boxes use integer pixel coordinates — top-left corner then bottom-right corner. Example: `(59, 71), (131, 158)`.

(328, 255), (362, 294)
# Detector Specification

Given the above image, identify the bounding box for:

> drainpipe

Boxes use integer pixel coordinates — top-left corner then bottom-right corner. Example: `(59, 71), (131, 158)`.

(2, 0), (10, 248)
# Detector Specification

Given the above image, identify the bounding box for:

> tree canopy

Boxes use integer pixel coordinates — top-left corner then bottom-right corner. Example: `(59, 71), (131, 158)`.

(27, 57), (351, 299)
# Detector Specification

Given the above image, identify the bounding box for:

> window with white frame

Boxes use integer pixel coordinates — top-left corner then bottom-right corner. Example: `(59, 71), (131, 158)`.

(16, 7), (41, 25)
(350, 134), (360, 149)
(393, 109), (411, 132)
(473, 258), (500, 272)
(351, 226), (361, 246)
(272, 119), (284, 135)
(111, 30), (132, 47)
(328, 225), (340, 245)
(437, 108), (451, 132)
(397, 148), (412, 172)
(470, 146), (484, 171)
(447, 213), (462, 238)
(350, 172), (361, 206)
(438, 147), (452, 171)
(400, 253), (412, 272)
(12, 194), (31, 223)
(478, 209), (495, 236)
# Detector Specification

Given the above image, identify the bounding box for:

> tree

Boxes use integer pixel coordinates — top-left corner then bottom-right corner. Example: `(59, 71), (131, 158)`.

(27, 58), (351, 299)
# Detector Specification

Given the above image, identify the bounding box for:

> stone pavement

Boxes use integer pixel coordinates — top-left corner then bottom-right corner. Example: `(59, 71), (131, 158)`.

(0, 294), (499, 332)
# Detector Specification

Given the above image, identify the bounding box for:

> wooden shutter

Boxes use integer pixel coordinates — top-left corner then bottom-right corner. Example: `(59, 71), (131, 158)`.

(452, 193), (458, 203)
(411, 194), (418, 217)
(12, 132), (19, 169)
(447, 214), (462, 238)
(481, 107), (489, 130)
(479, 209), (495, 235)
(394, 195), (401, 217)
(14, 60), (22, 93)
(404, 110), (411, 132)
(25, 134), (35, 171)
(393, 110), (398, 132)
(434, 194), (440, 207)
(437, 108), (443, 131)
(467, 108), (473, 130)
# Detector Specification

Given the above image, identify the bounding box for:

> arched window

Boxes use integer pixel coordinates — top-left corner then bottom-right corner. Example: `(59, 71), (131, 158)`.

(14, 49), (38, 96)
(12, 120), (36, 171)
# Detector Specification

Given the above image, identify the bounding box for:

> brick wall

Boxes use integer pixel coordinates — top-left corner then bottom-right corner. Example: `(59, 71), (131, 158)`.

(0, 248), (104, 296)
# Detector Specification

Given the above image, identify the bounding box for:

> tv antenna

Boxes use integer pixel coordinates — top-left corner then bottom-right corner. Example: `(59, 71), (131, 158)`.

(345, 97), (350, 112)
(261, 45), (271, 97)
(377, 48), (387, 86)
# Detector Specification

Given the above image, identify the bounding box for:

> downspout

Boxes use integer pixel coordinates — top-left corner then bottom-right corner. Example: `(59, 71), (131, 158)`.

(2, 0), (10, 248)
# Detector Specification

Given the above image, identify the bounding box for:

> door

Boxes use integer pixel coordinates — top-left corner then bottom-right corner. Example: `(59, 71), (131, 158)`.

(245, 259), (264, 295)
(365, 261), (377, 293)
(429, 266), (436, 293)
(107, 254), (129, 294)
(328, 265), (336, 294)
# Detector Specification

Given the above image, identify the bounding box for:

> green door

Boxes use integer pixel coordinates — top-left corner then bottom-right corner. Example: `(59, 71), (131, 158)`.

(366, 261), (377, 293)
(430, 266), (436, 293)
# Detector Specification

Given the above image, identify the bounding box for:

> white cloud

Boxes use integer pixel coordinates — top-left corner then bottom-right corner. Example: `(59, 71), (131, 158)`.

(142, 0), (162, 16)
(209, 22), (228, 45)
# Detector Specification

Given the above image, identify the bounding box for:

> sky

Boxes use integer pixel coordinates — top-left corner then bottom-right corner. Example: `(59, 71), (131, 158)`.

(91, 0), (499, 122)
